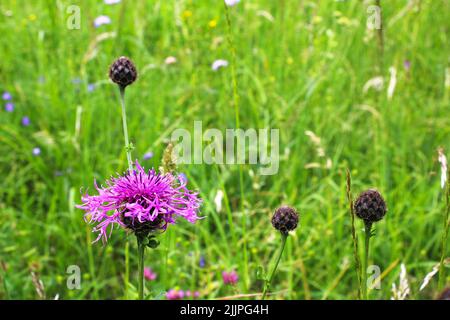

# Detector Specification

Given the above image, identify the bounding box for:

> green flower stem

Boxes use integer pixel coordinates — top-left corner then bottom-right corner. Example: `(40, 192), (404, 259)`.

(119, 86), (133, 170)
(124, 240), (130, 299)
(262, 233), (288, 300)
(119, 85), (133, 299)
(362, 222), (372, 300)
(137, 237), (146, 300)
(345, 169), (362, 299)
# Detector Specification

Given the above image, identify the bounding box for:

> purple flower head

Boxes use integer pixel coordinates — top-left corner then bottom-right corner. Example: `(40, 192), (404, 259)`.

(77, 161), (202, 243)
(87, 83), (96, 92)
(199, 255), (206, 268)
(2, 91), (12, 100)
(94, 15), (111, 28)
(104, 0), (121, 4)
(32, 147), (41, 156)
(403, 60), (411, 71)
(222, 270), (238, 285)
(166, 289), (185, 300)
(143, 151), (154, 160)
(21, 116), (31, 126)
(5, 102), (14, 112)
(144, 267), (157, 281)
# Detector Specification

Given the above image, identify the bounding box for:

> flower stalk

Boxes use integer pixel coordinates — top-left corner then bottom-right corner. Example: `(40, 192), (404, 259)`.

(119, 86), (133, 170)
(362, 222), (372, 300)
(112, 56), (137, 299)
(346, 169), (362, 299)
(137, 236), (146, 300)
(262, 206), (299, 299)
(354, 189), (387, 300)
(262, 233), (288, 300)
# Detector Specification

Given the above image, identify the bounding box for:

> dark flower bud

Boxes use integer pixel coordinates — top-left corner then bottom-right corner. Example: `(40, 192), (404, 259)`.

(354, 189), (387, 224)
(272, 206), (299, 234)
(109, 56), (137, 88)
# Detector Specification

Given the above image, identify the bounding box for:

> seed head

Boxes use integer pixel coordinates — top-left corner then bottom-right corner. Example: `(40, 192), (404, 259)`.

(109, 56), (137, 88)
(271, 206), (299, 234)
(354, 189), (387, 224)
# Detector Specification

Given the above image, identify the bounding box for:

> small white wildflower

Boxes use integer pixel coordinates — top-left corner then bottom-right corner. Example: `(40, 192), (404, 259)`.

(164, 56), (177, 65)
(225, 0), (240, 7)
(104, 0), (121, 4)
(211, 59), (229, 71)
(214, 190), (224, 213)
(438, 148), (448, 189)
(94, 15), (111, 28)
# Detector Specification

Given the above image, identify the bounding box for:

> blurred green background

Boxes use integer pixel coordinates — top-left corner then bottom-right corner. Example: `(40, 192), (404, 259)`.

(0, 0), (448, 299)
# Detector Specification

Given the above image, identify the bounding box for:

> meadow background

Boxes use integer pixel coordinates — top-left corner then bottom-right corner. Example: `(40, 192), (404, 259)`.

(0, 0), (448, 300)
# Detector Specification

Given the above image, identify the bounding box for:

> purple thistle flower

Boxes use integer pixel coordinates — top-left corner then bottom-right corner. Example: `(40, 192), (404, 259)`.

(222, 270), (239, 285)
(5, 102), (14, 112)
(32, 147), (41, 156)
(144, 267), (157, 281)
(2, 91), (12, 100)
(94, 15), (111, 28)
(21, 116), (31, 126)
(166, 289), (185, 300)
(143, 151), (154, 160)
(104, 0), (121, 4)
(77, 161), (202, 243)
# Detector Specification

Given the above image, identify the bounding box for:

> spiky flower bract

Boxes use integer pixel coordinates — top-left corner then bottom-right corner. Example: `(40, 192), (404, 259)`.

(77, 161), (201, 243)
(271, 206), (299, 234)
(354, 189), (387, 225)
(109, 56), (137, 88)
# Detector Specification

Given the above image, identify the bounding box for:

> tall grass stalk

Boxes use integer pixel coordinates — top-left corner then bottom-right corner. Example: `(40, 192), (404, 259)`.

(375, 0), (384, 71)
(223, 2), (249, 291)
(346, 169), (362, 299)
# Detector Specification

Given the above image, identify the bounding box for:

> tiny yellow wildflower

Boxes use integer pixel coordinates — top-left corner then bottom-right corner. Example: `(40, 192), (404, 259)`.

(182, 10), (192, 19)
(208, 19), (217, 28)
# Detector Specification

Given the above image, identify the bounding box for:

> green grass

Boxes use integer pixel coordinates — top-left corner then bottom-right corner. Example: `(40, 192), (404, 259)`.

(0, 0), (448, 300)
